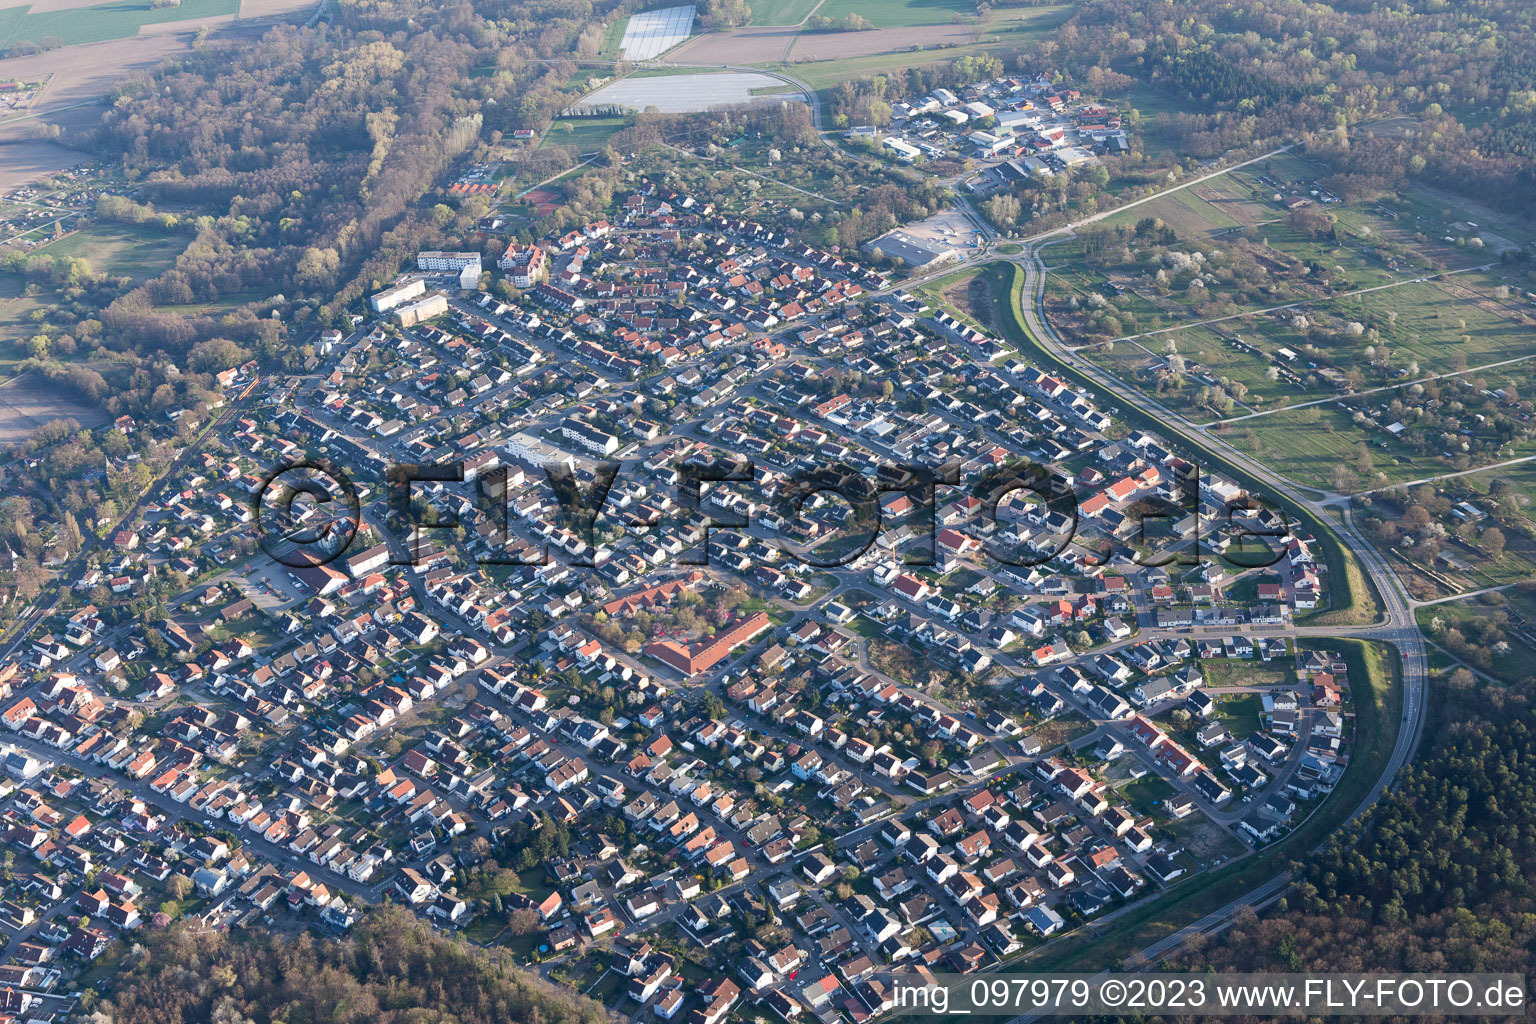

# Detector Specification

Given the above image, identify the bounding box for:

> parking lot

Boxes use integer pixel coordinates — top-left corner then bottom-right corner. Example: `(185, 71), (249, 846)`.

(231, 564), (307, 609)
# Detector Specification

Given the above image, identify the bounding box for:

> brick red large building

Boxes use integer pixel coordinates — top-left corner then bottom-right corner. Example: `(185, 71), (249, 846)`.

(645, 612), (772, 677)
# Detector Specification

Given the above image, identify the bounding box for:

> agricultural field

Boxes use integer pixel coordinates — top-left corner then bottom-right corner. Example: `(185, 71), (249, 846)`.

(786, 21), (978, 62)
(812, 0), (975, 28)
(674, 0), (1069, 70)
(0, 33), (195, 187)
(666, 25), (797, 63)
(0, 368), (107, 443)
(538, 116), (631, 154)
(575, 71), (796, 113)
(36, 221), (185, 283)
(0, 0), (239, 52)
(234, 0), (314, 16)
(746, 0), (819, 25)
(0, 6), (24, 47)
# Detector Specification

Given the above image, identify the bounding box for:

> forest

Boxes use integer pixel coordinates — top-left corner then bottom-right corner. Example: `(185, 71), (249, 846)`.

(822, 0), (1536, 225)
(78, 906), (609, 1024)
(1069, 0), (1536, 215)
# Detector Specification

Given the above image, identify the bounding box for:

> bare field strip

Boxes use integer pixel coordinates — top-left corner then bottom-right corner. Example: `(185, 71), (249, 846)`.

(0, 137), (89, 190)
(788, 22), (976, 60)
(140, 12), (238, 34)
(0, 0), (99, 13)
(237, 0), (315, 16)
(575, 71), (799, 114)
(667, 26), (798, 64)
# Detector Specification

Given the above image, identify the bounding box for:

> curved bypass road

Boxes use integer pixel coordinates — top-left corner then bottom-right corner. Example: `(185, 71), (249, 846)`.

(932, 150), (1431, 1015)
(1004, 235), (1427, 972)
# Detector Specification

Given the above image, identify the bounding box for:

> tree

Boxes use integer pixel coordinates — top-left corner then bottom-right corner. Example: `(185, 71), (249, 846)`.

(982, 193), (1021, 229)
(1482, 527), (1506, 560)
(1354, 442), (1374, 478)
(507, 907), (542, 934)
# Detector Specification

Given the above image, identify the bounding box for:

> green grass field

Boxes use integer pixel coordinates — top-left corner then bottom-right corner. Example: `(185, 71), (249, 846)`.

(1317, 276), (1532, 369)
(1224, 404), (1425, 492)
(562, 67), (611, 94)
(773, 5), (1067, 88)
(539, 117), (631, 154)
(1119, 774), (1173, 818)
(1085, 323), (1313, 423)
(976, 2), (1076, 42)
(0, 6), (28, 51)
(748, 0), (821, 25)
(598, 16), (627, 59)
(2, 0), (241, 52)
(37, 222), (186, 283)
(1214, 692), (1263, 739)
(1098, 176), (1261, 235)
(812, 0), (975, 28)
